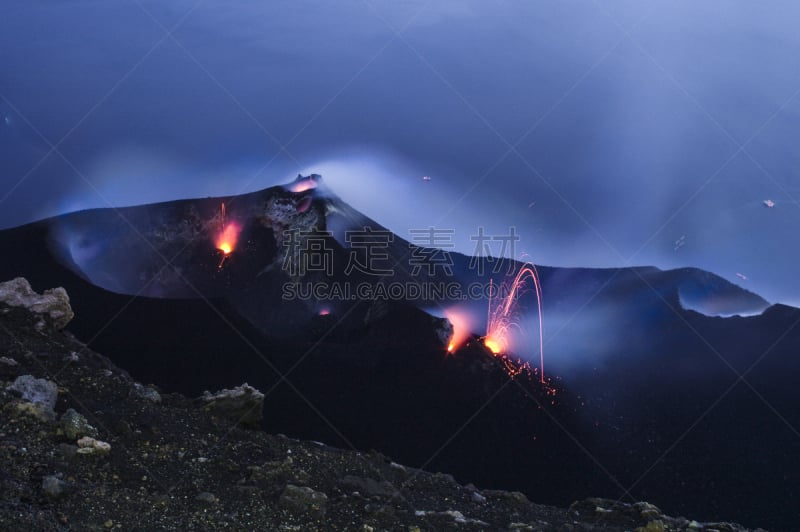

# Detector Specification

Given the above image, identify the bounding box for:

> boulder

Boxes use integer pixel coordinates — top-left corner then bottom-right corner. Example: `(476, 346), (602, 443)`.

(279, 484), (327, 518)
(76, 436), (111, 455)
(0, 277), (74, 330)
(60, 408), (98, 441)
(199, 383), (264, 429)
(7, 375), (58, 421)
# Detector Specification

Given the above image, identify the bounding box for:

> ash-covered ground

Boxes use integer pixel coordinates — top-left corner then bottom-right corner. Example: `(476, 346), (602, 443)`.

(0, 278), (764, 531)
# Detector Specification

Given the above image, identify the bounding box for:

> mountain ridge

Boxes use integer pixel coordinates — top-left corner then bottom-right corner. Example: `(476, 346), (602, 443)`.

(0, 175), (797, 528)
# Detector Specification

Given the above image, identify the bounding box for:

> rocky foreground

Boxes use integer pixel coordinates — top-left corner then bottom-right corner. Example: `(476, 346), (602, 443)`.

(0, 278), (762, 531)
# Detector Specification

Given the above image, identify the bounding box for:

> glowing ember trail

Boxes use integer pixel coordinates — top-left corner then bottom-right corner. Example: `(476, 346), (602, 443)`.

(215, 203), (241, 268)
(484, 263), (545, 383)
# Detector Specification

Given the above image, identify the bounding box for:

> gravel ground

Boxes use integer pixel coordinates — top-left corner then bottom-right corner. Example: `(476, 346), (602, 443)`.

(0, 280), (762, 531)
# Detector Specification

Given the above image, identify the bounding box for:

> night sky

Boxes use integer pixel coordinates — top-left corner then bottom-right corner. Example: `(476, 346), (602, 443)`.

(2, 0), (800, 306)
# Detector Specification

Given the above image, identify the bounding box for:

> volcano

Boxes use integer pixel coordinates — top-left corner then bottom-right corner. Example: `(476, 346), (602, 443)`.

(0, 175), (797, 529)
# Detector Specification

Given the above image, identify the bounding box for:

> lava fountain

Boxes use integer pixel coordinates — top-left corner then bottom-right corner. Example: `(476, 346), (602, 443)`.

(484, 263), (545, 382)
(215, 203), (241, 268)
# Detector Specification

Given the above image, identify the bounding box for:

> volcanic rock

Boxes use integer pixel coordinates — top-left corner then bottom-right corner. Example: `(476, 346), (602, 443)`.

(279, 484), (328, 518)
(339, 475), (400, 499)
(8, 374), (58, 409)
(131, 382), (162, 403)
(6, 374), (58, 421)
(60, 408), (98, 441)
(195, 491), (216, 504)
(0, 277), (73, 330)
(76, 436), (111, 455)
(199, 383), (264, 429)
(41, 475), (68, 499)
(0, 356), (19, 380)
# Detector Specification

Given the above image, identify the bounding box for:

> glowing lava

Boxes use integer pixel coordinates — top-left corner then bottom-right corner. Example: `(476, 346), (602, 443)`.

(290, 176), (319, 193)
(483, 336), (502, 354)
(443, 308), (473, 353)
(485, 263), (545, 382)
(216, 223), (240, 255)
(215, 202), (241, 268)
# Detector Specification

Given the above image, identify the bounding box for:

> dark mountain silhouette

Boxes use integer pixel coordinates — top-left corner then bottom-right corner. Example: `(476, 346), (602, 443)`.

(0, 175), (796, 529)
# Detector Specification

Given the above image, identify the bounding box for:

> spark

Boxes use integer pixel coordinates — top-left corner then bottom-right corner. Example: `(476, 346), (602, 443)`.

(484, 263), (545, 382)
